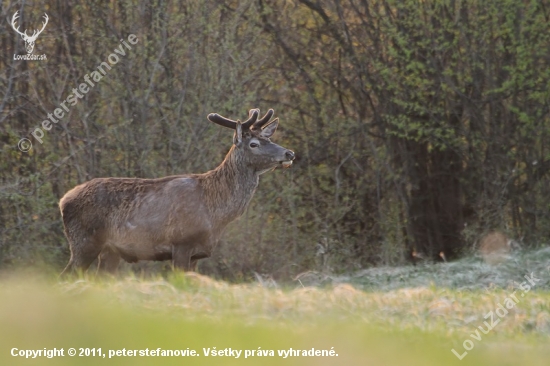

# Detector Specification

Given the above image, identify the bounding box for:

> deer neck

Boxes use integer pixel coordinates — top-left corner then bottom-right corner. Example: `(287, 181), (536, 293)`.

(202, 145), (259, 224)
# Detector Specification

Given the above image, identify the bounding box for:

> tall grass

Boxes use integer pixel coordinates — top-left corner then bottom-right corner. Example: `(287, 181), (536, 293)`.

(1, 253), (550, 366)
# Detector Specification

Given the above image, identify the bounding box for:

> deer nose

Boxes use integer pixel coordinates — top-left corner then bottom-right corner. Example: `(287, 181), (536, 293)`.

(285, 150), (295, 161)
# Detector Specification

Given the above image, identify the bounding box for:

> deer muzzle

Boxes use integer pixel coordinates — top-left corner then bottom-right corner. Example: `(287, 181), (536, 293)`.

(280, 150), (295, 168)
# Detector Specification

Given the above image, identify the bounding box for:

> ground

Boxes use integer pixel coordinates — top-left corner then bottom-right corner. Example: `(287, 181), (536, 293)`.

(1, 248), (549, 365)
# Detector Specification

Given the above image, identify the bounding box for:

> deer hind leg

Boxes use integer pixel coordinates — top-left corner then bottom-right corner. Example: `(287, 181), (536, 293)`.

(60, 227), (106, 277)
(97, 246), (120, 274)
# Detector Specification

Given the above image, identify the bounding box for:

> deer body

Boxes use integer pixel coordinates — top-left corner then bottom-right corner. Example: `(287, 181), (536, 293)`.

(60, 109), (294, 275)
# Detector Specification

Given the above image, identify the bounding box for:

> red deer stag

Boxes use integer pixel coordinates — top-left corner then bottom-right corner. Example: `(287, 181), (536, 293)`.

(59, 108), (294, 276)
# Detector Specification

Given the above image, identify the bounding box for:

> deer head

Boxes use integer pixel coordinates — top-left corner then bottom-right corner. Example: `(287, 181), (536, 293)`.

(11, 11), (48, 54)
(208, 108), (295, 174)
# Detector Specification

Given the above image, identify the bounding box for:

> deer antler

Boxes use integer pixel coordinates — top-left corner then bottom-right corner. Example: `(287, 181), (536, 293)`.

(241, 109), (260, 129)
(250, 109), (275, 131)
(208, 109), (260, 130)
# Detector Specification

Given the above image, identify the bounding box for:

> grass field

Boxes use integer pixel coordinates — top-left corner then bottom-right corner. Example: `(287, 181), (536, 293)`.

(1, 249), (549, 365)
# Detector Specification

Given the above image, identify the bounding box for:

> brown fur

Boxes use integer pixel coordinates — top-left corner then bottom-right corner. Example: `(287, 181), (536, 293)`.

(60, 109), (294, 276)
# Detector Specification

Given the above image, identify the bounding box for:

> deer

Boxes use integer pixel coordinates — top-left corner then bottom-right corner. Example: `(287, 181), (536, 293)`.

(11, 11), (49, 54)
(59, 108), (295, 276)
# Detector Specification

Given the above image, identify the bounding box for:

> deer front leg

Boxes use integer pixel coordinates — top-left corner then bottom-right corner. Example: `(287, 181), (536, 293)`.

(172, 233), (212, 272)
(172, 244), (194, 271)
(190, 253), (210, 272)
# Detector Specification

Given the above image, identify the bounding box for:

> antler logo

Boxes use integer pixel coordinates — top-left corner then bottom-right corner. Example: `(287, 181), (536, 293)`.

(11, 11), (48, 54)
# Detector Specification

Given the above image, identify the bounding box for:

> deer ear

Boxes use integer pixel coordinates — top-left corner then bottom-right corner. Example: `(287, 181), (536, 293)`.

(259, 118), (279, 139)
(233, 121), (243, 147)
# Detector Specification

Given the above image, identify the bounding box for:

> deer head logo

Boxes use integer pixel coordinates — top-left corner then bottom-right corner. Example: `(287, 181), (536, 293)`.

(11, 11), (48, 54)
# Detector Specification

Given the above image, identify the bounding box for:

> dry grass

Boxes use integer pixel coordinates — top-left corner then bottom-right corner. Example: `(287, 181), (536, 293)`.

(1, 249), (550, 365)
(51, 272), (550, 339)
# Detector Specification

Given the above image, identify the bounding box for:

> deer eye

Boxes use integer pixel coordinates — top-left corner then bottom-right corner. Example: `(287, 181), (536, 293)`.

(249, 142), (259, 148)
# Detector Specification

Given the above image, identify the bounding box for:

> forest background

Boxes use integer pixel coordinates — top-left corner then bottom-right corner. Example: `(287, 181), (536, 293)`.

(1, 0), (549, 280)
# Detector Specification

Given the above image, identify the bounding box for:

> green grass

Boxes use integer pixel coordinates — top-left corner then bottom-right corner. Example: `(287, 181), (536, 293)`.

(1, 249), (550, 365)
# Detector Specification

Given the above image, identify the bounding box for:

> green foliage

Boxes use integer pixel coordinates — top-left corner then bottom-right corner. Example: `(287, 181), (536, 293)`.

(2, 0), (550, 277)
